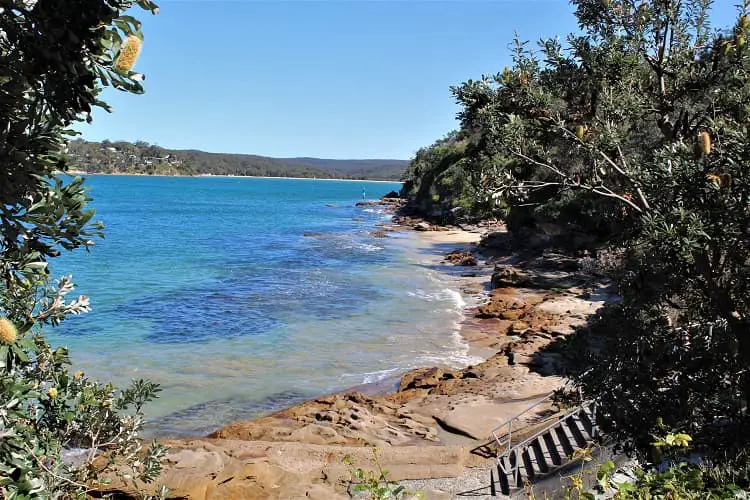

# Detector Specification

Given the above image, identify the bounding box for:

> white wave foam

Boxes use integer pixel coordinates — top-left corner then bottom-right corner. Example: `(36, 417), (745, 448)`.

(348, 242), (384, 252)
(341, 367), (401, 385)
(407, 287), (466, 309)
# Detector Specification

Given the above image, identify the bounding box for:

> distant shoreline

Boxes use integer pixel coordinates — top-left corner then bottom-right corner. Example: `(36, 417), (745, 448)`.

(63, 170), (402, 183)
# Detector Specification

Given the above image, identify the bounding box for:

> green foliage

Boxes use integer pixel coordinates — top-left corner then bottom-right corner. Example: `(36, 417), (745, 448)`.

(548, 432), (750, 499)
(400, 132), (499, 222)
(65, 139), (408, 180)
(343, 448), (423, 500)
(407, 0), (750, 465)
(0, 0), (167, 497)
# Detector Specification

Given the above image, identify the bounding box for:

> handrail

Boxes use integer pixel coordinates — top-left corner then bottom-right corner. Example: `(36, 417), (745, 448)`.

(490, 381), (573, 454)
(507, 404), (586, 459)
(497, 400), (597, 478)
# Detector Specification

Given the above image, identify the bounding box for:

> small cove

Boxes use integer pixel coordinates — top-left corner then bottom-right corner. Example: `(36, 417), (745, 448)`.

(50, 175), (482, 436)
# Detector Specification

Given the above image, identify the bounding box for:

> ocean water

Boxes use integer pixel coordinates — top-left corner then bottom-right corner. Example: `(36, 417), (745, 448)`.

(49, 175), (480, 437)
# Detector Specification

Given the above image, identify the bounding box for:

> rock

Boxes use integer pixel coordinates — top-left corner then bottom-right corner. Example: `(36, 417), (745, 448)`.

(399, 367), (456, 391)
(381, 191), (400, 199)
(500, 309), (524, 321)
(458, 255), (478, 266)
(413, 222), (432, 231)
(444, 250), (478, 266)
(510, 321), (531, 334)
(491, 266), (534, 288)
(370, 229), (389, 238)
(479, 231), (510, 250)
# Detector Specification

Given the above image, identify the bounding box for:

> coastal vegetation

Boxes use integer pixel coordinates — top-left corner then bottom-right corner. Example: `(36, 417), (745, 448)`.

(0, 0), (165, 497)
(65, 139), (408, 180)
(402, 0), (750, 494)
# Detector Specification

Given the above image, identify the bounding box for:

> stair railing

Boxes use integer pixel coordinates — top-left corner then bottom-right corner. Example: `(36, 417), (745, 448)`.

(490, 389), (559, 456)
(497, 401), (597, 478)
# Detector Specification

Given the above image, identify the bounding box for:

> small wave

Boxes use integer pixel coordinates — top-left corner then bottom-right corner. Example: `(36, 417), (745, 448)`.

(407, 287), (466, 309)
(341, 367), (401, 385)
(344, 242), (384, 252)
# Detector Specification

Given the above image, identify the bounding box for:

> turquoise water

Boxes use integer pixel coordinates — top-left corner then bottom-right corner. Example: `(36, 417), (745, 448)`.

(50, 176), (479, 436)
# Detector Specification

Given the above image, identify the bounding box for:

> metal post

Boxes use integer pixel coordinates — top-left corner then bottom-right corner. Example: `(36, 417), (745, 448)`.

(508, 420), (513, 454)
(591, 402), (598, 438)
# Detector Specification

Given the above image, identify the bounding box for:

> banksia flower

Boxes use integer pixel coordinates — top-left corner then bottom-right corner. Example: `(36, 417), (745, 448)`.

(0, 317), (17, 344)
(519, 72), (529, 86)
(738, 35), (746, 49)
(502, 67), (512, 84)
(575, 125), (586, 141)
(706, 173), (721, 186)
(698, 131), (712, 156)
(48, 387), (58, 399)
(741, 15), (749, 30)
(115, 35), (142, 72)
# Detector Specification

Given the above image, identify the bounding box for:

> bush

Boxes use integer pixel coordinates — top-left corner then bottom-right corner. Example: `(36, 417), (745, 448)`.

(0, 0), (166, 497)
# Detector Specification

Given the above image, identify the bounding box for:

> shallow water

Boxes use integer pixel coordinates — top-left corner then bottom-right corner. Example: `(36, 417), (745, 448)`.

(50, 175), (482, 436)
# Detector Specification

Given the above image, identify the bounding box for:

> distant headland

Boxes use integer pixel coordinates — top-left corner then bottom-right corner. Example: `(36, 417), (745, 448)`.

(65, 139), (408, 181)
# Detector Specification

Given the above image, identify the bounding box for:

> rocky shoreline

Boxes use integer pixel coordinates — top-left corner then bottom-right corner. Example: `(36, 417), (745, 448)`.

(108, 202), (615, 499)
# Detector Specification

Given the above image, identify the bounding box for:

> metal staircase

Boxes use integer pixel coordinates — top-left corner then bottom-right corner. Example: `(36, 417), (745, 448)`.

(488, 391), (598, 496)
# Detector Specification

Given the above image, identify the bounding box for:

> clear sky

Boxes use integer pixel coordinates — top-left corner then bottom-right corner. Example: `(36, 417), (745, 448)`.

(81, 0), (739, 160)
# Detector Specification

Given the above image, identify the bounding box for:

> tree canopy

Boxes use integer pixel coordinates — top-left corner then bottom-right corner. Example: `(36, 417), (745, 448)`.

(0, 0), (167, 497)
(402, 0), (750, 471)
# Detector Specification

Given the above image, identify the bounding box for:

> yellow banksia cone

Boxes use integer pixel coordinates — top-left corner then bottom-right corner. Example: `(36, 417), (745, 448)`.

(0, 317), (17, 344)
(115, 35), (142, 72)
(741, 15), (749, 30)
(502, 67), (512, 84)
(519, 72), (529, 86)
(706, 173), (721, 186)
(699, 131), (712, 156)
(738, 35), (746, 49)
(575, 125), (586, 141)
(48, 387), (58, 399)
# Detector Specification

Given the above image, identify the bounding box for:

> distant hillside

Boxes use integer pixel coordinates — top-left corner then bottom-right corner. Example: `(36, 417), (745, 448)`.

(65, 140), (408, 181)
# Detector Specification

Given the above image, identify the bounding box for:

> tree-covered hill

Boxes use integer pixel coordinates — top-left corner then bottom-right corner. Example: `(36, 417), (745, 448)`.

(65, 139), (408, 180)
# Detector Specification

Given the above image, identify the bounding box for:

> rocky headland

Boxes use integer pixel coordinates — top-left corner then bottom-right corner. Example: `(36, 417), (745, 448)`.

(107, 204), (615, 499)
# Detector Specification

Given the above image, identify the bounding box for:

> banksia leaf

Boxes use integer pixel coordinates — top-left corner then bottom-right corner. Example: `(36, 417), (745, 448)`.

(0, 317), (17, 344)
(115, 35), (143, 72)
(699, 131), (712, 156)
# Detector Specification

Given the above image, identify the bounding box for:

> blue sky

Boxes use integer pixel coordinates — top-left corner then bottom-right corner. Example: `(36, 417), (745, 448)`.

(81, 1), (739, 160)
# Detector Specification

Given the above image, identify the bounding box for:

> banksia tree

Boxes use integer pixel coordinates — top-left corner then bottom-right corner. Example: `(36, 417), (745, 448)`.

(442, 0), (750, 465)
(0, 0), (166, 498)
